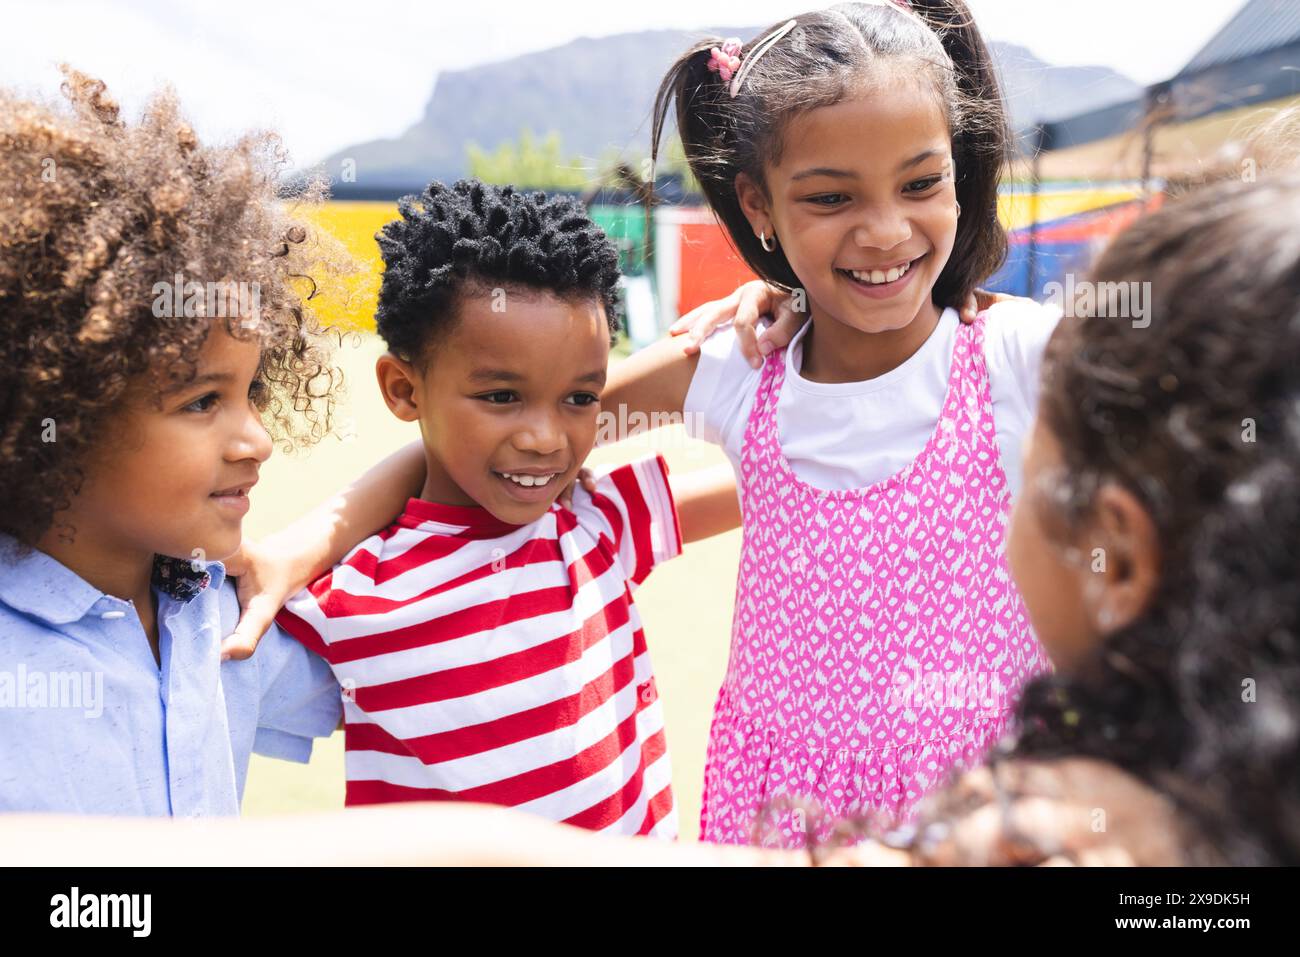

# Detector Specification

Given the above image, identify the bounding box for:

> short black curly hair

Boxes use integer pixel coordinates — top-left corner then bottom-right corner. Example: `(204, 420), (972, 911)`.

(375, 179), (624, 362)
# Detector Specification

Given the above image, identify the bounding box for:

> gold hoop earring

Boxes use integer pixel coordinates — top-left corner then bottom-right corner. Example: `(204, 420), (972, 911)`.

(954, 201), (962, 218)
(760, 229), (777, 252)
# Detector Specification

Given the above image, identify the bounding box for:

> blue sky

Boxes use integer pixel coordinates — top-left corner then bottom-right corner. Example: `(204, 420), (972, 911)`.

(0, 0), (1248, 167)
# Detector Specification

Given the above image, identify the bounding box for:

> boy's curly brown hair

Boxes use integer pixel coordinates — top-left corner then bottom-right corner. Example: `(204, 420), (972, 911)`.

(0, 67), (354, 545)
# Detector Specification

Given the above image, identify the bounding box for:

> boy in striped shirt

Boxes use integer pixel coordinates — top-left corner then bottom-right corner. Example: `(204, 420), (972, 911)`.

(277, 180), (732, 839)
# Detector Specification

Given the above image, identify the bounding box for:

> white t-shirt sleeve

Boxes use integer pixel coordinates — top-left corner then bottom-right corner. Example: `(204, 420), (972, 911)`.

(681, 304), (1062, 501)
(682, 323), (763, 466)
(982, 298), (1063, 418)
(981, 298), (1064, 497)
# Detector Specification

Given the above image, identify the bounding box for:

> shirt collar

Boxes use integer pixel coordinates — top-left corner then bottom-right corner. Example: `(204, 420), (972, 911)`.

(0, 533), (225, 626)
(152, 554), (215, 602)
(399, 496), (528, 539)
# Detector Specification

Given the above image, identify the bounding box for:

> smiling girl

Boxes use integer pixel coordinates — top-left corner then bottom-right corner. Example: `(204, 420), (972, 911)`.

(595, 0), (1061, 845)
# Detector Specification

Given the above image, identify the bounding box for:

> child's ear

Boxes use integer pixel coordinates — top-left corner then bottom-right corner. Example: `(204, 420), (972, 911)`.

(734, 171), (774, 240)
(375, 352), (422, 423)
(1082, 483), (1161, 636)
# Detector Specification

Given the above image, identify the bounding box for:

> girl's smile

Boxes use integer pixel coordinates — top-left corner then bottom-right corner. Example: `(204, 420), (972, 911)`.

(836, 252), (928, 300)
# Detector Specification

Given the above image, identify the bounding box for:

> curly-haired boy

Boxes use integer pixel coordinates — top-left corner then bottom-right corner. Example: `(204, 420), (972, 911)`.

(276, 179), (722, 837)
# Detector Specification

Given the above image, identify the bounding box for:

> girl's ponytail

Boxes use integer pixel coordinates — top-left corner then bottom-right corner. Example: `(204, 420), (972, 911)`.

(650, 41), (715, 177)
(650, 33), (805, 290)
(648, 41), (716, 231)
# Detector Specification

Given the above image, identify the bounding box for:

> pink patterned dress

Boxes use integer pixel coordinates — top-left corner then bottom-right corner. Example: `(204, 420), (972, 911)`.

(699, 316), (1051, 847)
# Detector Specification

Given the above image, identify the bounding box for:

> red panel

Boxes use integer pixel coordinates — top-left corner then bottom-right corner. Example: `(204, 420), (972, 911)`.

(676, 222), (759, 316)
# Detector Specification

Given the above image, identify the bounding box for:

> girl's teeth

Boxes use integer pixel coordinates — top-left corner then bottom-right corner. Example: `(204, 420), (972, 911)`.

(850, 262), (910, 285)
(501, 472), (555, 487)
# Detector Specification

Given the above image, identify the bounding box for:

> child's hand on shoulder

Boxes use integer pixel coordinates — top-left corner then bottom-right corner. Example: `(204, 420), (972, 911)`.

(671, 281), (1026, 370)
(223, 463), (602, 658)
(220, 538), (302, 661)
(669, 280), (805, 370)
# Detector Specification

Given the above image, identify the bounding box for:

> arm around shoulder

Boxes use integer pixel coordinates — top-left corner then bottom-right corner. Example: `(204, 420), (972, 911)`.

(670, 464), (741, 544)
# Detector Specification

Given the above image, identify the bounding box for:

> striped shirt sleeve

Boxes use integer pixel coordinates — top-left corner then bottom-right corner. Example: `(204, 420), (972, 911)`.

(585, 454), (683, 589)
(275, 576), (336, 661)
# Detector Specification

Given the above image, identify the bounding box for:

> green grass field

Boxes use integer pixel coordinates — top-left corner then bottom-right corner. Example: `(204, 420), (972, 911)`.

(239, 331), (739, 841)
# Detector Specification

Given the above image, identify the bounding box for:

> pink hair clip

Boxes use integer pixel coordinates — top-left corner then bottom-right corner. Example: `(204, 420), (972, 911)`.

(725, 20), (797, 98)
(707, 38), (743, 84)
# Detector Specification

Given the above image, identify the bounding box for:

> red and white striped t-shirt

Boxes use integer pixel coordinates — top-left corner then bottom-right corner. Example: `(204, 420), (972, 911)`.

(277, 454), (682, 838)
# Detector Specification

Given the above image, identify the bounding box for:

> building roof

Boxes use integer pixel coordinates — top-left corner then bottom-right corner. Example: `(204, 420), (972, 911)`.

(1179, 0), (1300, 76)
(1020, 90), (1300, 181)
(1032, 0), (1300, 160)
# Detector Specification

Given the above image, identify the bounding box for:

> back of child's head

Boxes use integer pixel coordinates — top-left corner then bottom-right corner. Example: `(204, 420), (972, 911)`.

(650, 0), (1008, 308)
(0, 67), (349, 547)
(373, 179), (623, 364)
(1003, 173), (1300, 864)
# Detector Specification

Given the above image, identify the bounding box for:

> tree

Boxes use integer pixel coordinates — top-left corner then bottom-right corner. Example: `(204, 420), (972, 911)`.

(466, 129), (597, 190)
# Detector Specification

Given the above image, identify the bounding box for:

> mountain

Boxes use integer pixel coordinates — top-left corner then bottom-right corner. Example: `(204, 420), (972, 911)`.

(992, 41), (1142, 125)
(316, 28), (1140, 198)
